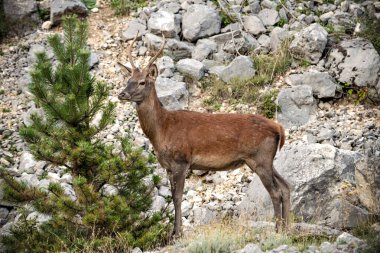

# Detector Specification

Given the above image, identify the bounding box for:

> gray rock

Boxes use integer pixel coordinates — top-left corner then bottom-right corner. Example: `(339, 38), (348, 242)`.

(3, 0), (39, 35)
(89, 52), (98, 68)
(148, 11), (180, 38)
(27, 211), (51, 225)
(192, 39), (218, 61)
(243, 15), (266, 35)
(19, 173), (39, 188)
(277, 85), (316, 128)
(289, 23), (328, 64)
(143, 34), (194, 61)
(158, 186), (171, 198)
(221, 23), (242, 33)
(50, 0), (88, 26)
(192, 207), (217, 225)
(182, 4), (221, 42)
(121, 19), (147, 41)
(151, 196), (167, 212)
(261, 0), (277, 9)
(101, 184), (119, 196)
(176, 59), (206, 80)
(234, 243), (263, 253)
(28, 44), (54, 64)
(320, 11), (334, 22)
(165, 38), (195, 61)
(218, 56), (255, 83)
(157, 56), (175, 78)
(3, 0), (37, 19)
(269, 27), (290, 51)
(258, 8), (279, 26)
(285, 71), (338, 98)
(19, 151), (37, 174)
(223, 32), (259, 55)
(155, 77), (189, 110)
(131, 247), (142, 253)
(158, 1), (181, 14)
(325, 38), (380, 102)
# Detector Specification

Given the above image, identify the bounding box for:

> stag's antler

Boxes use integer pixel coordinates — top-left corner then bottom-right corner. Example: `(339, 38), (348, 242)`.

(145, 34), (166, 69)
(127, 32), (139, 70)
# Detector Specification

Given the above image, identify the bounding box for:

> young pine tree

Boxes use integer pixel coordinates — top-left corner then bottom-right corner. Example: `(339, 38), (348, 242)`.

(0, 15), (170, 252)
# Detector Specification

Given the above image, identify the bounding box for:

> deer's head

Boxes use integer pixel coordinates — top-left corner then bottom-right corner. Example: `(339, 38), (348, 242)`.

(118, 35), (166, 102)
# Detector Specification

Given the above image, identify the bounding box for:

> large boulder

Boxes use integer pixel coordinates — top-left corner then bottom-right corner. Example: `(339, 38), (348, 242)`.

(155, 77), (189, 110)
(51, 0), (88, 26)
(285, 71), (338, 98)
(147, 10), (180, 38)
(218, 56), (256, 83)
(176, 59), (206, 80)
(325, 38), (380, 102)
(121, 19), (147, 41)
(182, 4), (221, 42)
(238, 142), (371, 229)
(277, 85), (316, 128)
(3, 0), (39, 34)
(289, 23), (328, 64)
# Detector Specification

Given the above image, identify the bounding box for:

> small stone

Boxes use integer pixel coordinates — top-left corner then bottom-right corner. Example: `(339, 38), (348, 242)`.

(91, 7), (99, 13)
(41, 21), (53, 30)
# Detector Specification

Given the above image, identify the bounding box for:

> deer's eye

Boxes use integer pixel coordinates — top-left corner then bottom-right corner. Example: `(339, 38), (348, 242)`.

(138, 80), (145, 86)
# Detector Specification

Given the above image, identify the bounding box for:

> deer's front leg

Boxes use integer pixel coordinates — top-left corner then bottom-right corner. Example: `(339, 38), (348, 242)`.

(167, 165), (188, 237)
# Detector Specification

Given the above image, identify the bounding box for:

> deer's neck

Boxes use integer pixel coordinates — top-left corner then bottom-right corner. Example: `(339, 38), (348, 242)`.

(136, 86), (166, 148)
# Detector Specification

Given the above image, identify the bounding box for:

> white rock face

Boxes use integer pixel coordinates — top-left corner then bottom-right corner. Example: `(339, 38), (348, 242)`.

(182, 4), (221, 42)
(289, 23), (328, 64)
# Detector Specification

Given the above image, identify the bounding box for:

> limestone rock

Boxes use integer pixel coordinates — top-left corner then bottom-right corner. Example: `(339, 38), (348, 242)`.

(51, 0), (88, 26)
(155, 77), (189, 110)
(148, 11), (180, 38)
(243, 15), (266, 35)
(182, 4), (221, 42)
(285, 71), (338, 98)
(289, 23), (328, 64)
(277, 85), (316, 128)
(218, 56), (256, 83)
(121, 19), (147, 41)
(176, 59), (206, 80)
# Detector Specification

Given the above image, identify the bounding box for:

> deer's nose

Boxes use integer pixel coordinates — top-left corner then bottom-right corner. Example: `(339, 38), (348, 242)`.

(118, 92), (131, 100)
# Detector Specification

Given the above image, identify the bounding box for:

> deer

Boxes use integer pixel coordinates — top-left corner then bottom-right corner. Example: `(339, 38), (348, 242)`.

(117, 35), (292, 237)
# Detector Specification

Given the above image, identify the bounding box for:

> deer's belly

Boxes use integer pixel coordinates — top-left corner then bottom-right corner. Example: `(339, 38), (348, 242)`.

(191, 155), (245, 171)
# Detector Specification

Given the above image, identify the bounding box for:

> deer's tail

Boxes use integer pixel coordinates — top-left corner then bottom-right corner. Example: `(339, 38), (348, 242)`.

(278, 124), (286, 151)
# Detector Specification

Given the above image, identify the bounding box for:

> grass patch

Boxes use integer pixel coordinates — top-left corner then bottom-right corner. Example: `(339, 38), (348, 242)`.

(352, 217), (380, 253)
(200, 40), (291, 118)
(0, 89), (4, 95)
(175, 220), (336, 253)
(108, 0), (147, 16)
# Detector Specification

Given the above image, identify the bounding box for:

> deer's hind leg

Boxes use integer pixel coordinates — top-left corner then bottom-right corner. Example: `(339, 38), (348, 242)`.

(273, 168), (291, 230)
(245, 158), (283, 232)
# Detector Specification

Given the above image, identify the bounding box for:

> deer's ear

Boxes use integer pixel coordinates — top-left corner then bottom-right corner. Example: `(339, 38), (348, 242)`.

(147, 64), (158, 79)
(117, 62), (132, 75)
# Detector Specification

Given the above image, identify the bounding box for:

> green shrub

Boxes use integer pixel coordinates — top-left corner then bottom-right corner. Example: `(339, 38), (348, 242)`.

(0, 0), (8, 41)
(0, 16), (170, 253)
(109, 0), (147, 16)
(82, 0), (97, 9)
(257, 90), (281, 119)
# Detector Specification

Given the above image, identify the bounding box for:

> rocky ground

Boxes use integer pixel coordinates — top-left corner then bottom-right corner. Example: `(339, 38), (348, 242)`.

(1, 0), (380, 252)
